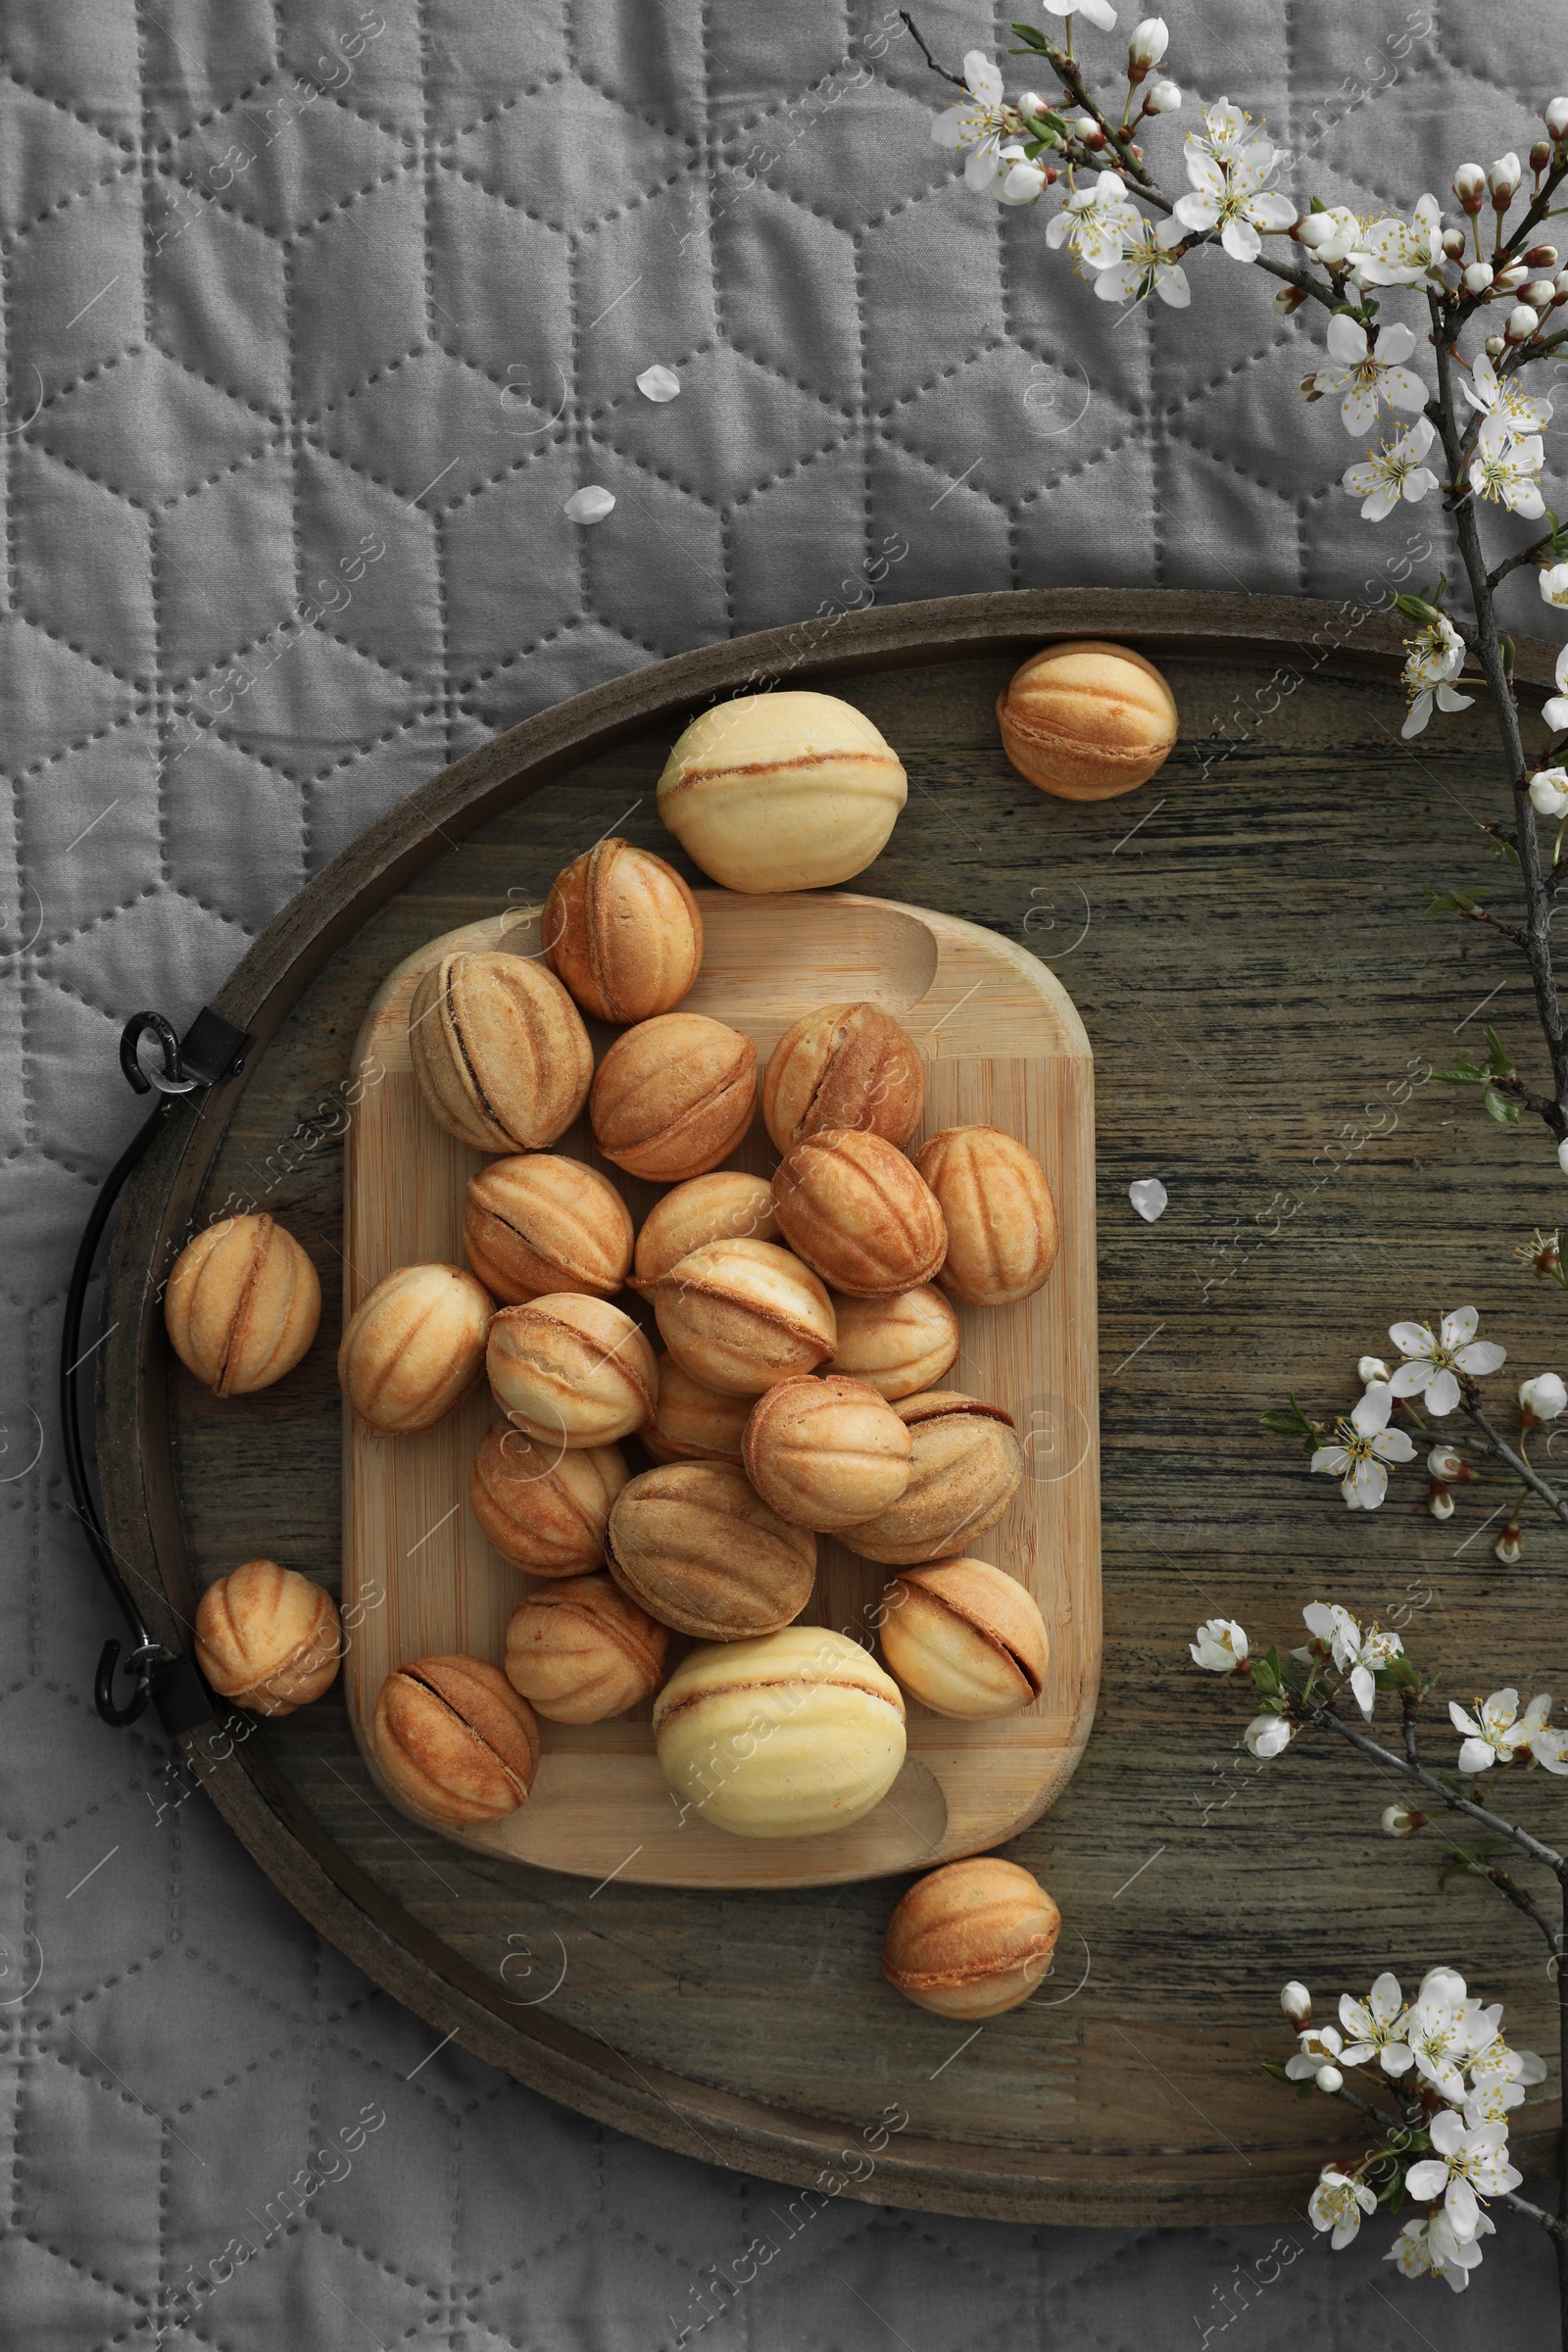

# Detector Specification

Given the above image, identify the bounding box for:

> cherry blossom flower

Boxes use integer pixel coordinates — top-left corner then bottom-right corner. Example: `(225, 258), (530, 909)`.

(1309, 1385), (1415, 1510)
(1173, 134), (1296, 261)
(1460, 348), (1552, 439)
(1301, 1601), (1403, 1714)
(1286, 2023), (1344, 2084)
(1469, 412), (1545, 517)
(1347, 194), (1444, 285)
(1404, 2109), (1521, 2239)
(1399, 612), (1474, 738)
(1303, 316), (1426, 433)
(1046, 171), (1141, 270)
(1449, 1687), (1553, 1773)
(1528, 766), (1568, 818)
(1187, 98), (1254, 166)
(1093, 213), (1191, 306)
(1388, 1306), (1505, 1414)
(1190, 1617), (1248, 1671)
(1342, 417), (1441, 520)
(1296, 203), (1372, 266)
(1338, 1973), (1413, 2074)
(1404, 1980), (1488, 2102)
(1540, 561), (1568, 608)
(1387, 2210), (1494, 2292)
(1308, 2169), (1376, 2248)
(929, 54), (1015, 190)
(1244, 1712), (1293, 1757)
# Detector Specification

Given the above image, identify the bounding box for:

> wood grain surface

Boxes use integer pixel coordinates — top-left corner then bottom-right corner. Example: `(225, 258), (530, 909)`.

(339, 895), (1099, 1886)
(97, 591), (1568, 2224)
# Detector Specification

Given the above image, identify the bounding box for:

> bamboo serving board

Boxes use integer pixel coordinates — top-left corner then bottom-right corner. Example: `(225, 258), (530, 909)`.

(340, 891), (1100, 1888)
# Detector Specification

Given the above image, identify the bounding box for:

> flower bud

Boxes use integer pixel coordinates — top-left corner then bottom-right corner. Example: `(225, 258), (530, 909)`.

(1548, 96), (1568, 140)
(1066, 113), (1098, 139)
(1429, 1484), (1454, 1518)
(1490, 152), (1523, 203)
(1427, 1444), (1465, 1478)
(1495, 263), (1531, 291)
(1528, 278), (1557, 310)
(1382, 1802), (1428, 1837)
(1506, 304), (1539, 342)
(1145, 78), (1182, 114)
(1127, 17), (1168, 75)
(1485, 333), (1506, 357)
(1520, 1371), (1568, 1419)
(1281, 1980), (1311, 2025)
(1532, 140), (1554, 175)
(1462, 261), (1494, 293)
(1358, 1354), (1392, 1386)
(1526, 244), (1559, 267)
(1441, 227), (1467, 259)
(1452, 163), (1486, 211)
(1017, 90), (1048, 119)
(1559, 1139), (1568, 1175)
(1082, 124), (1106, 150)
(1314, 2064), (1344, 2094)
(1275, 285), (1307, 314)
(1494, 1521), (1523, 1564)
(1546, 696), (1568, 733)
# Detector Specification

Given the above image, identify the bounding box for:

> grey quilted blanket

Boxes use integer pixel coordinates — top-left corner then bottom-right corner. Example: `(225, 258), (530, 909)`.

(1, 1), (1558, 2344)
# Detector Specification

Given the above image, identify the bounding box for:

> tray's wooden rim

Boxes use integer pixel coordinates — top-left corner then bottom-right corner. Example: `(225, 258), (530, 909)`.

(95, 588), (1560, 2227)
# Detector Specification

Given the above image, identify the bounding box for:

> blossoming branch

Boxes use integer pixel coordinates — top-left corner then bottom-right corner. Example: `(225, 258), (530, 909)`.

(1192, 1599), (1568, 2291)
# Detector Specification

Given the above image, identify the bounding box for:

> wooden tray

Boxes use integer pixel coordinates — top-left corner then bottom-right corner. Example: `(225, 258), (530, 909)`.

(342, 896), (1099, 1886)
(98, 590), (1568, 2225)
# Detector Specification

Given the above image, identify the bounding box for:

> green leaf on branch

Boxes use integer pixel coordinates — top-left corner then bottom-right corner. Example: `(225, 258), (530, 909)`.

(1009, 22), (1052, 49)
(1500, 633), (1517, 681)
(1308, 195), (1327, 213)
(1482, 1026), (1515, 1076)
(1259, 1396), (1320, 1453)
(1423, 886), (1494, 919)
(1484, 1087), (1522, 1124)
(1252, 1647), (1283, 1697)
(1260, 2058), (1294, 2083)
(1431, 1051), (1486, 1085)
(1393, 592), (1442, 624)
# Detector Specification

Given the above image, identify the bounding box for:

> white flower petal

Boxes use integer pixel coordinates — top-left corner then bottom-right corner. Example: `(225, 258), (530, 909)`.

(1221, 216), (1261, 263)
(1350, 1385), (1393, 1436)
(1425, 1368), (1461, 1415)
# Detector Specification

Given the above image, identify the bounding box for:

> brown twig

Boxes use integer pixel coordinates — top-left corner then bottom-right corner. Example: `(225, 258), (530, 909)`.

(897, 12), (967, 89)
(1305, 1698), (1568, 1878)
(1462, 1389), (1568, 1527)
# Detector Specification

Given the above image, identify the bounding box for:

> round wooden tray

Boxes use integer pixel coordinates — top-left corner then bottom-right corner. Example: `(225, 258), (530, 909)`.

(99, 589), (1566, 2225)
